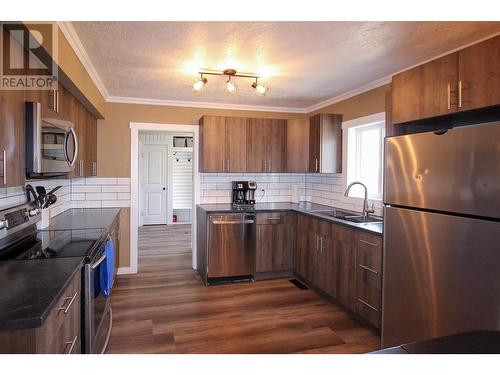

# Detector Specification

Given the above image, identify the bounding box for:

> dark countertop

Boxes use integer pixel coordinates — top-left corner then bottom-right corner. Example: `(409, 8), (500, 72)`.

(198, 202), (383, 235)
(0, 208), (121, 332)
(0, 257), (83, 330)
(48, 208), (121, 231)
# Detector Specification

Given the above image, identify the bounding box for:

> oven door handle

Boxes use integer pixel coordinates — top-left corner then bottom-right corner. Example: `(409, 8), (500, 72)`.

(91, 254), (107, 269)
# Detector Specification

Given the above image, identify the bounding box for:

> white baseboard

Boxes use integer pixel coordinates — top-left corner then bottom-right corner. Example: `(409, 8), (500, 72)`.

(117, 266), (137, 275)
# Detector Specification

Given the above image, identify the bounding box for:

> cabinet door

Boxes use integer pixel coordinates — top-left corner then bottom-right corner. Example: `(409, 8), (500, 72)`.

(246, 118), (267, 172)
(0, 26), (25, 188)
(256, 222), (291, 273)
(224, 117), (247, 172)
(199, 116), (225, 172)
(392, 53), (458, 124)
(308, 115), (321, 173)
(85, 110), (98, 176)
(334, 226), (357, 311)
(286, 118), (309, 172)
(458, 36), (500, 111)
(0, 88), (25, 188)
(293, 214), (310, 278)
(266, 119), (286, 172)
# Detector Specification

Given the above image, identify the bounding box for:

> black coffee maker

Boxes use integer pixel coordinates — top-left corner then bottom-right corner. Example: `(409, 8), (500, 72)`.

(232, 181), (257, 206)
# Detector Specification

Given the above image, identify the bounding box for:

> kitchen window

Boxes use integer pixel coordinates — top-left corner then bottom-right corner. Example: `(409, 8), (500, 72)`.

(343, 113), (385, 200)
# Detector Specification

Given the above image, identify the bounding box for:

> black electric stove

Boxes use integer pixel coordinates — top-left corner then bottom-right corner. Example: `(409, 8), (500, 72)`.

(0, 228), (105, 261)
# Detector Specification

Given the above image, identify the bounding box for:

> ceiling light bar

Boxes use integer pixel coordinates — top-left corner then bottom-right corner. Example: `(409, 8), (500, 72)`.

(194, 68), (268, 96)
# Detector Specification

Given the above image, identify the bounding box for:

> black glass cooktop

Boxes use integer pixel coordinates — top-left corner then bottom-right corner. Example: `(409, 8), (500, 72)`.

(0, 228), (105, 261)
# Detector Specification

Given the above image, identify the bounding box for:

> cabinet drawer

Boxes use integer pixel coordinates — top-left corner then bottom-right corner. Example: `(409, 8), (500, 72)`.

(37, 270), (81, 353)
(356, 267), (381, 328)
(255, 212), (288, 225)
(357, 232), (382, 274)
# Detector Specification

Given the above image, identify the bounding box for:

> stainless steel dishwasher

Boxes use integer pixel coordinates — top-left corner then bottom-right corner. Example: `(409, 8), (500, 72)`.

(207, 214), (256, 283)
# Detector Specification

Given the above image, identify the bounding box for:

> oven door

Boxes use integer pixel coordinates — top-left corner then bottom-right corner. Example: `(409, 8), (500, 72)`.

(40, 119), (78, 174)
(84, 248), (112, 354)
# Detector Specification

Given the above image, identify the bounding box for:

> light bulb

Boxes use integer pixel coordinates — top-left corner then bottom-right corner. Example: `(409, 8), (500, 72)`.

(192, 76), (207, 92)
(225, 78), (237, 94)
(252, 81), (268, 96)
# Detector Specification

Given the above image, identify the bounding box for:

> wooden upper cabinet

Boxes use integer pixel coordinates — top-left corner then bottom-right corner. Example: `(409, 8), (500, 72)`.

(246, 118), (267, 172)
(0, 26), (25, 188)
(199, 116), (226, 172)
(392, 53), (458, 124)
(458, 36), (500, 111)
(246, 118), (286, 173)
(286, 118), (309, 172)
(308, 114), (343, 173)
(199, 116), (248, 173)
(224, 117), (247, 172)
(266, 119), (286, 172)
(85, 111), (98, 177)
(391, 35), (500, 125)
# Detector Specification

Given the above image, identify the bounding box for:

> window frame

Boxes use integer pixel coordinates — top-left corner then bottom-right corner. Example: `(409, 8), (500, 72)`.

(342, 112), (385, 201)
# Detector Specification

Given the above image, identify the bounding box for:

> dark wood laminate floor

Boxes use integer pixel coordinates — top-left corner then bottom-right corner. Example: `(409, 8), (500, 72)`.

(106, 224), (381, 354)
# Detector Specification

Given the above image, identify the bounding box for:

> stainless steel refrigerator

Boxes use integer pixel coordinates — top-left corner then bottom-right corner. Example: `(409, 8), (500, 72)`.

(382, 121), (500, 348)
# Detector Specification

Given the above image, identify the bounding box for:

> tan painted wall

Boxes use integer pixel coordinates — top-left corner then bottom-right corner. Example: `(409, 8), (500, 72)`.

(97, 102), (305, 177)
(309, 84), (390, 121)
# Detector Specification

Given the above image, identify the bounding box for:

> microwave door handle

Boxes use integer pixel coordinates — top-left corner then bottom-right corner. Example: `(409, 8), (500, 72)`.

(64, 127), (78, 167)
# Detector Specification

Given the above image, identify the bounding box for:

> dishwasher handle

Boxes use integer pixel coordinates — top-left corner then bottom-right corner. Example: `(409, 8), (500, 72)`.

(210, 215), (255, 225)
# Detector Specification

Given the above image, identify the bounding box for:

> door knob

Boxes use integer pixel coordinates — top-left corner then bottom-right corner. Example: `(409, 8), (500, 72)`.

(163, 187), (166, 190)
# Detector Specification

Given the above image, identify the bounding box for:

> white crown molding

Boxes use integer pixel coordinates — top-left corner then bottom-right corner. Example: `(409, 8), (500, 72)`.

(107, 95), (308, 113)
(57, 21), (110, 99)
(304, 76), (391, 113)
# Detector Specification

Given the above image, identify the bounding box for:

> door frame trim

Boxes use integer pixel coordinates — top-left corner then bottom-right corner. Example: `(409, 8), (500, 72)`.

(129, 122), (200, 274)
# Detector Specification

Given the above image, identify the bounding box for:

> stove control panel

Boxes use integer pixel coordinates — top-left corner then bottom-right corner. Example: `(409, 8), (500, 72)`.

(0, 203), (41, 241)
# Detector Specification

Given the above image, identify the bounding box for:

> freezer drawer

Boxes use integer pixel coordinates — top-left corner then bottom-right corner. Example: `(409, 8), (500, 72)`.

(207, 214), (256, 279)
(382, 206), (500, 348)
(384, 121), (500, 219)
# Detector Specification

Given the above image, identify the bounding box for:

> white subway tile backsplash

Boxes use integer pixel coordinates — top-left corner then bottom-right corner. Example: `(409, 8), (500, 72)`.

(72, 185), (101, 193)
(85, 192), (117, 201)
(85, 177), (118, 185)
(116, 177), (131, 185)
(101, 185), (130, 193)
(71, 193), (86, 201)
(117, 192), (130, 200)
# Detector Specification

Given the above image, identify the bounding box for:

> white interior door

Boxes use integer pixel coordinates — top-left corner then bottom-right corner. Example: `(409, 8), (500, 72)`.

(141, 144), (168, 225)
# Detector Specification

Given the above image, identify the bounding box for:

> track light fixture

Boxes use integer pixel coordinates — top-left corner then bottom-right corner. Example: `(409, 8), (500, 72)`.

(193, 69), (268, 96)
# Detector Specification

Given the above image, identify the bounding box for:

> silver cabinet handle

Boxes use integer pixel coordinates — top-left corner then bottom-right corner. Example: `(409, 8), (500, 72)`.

(263, 159), (267, 172)
(257, 226), (261, 241)
(58, 291), (78, 314)
(268, 159), (271, 172)
(358, 264), (379, 275)
(358, 298), (379, 312)
(93, 161), (96, 176)
(447, 83), (451, 110)
(316, 235), (320, 251)
(49, 89), (56, 111)
(458, 80), (463, 108)
(64, 335), (78, 354)
(2, 150), (6, 185)
(227, 159), (230, 172)
(359, 239), (379, 247)
(315, 158), (319, 172)
(212, 220), (255, 225)
(56, 89), (60, 113)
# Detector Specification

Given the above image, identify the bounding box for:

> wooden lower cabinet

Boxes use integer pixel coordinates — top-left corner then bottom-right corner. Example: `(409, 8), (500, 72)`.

(292, 213), (382, 328)
(255, 212), (291, 274)
(356, 232), (383, 328)
(0, 270), (81, 354)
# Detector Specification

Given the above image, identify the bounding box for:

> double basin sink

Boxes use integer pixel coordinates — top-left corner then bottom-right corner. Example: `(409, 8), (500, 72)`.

(309, 208), (383, 225)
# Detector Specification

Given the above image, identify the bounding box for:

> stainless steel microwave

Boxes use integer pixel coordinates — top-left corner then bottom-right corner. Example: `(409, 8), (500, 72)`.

(25, 102), (78, 177)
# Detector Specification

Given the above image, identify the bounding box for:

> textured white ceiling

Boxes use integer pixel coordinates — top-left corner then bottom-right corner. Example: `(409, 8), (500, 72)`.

(71, 21), (500, 109)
